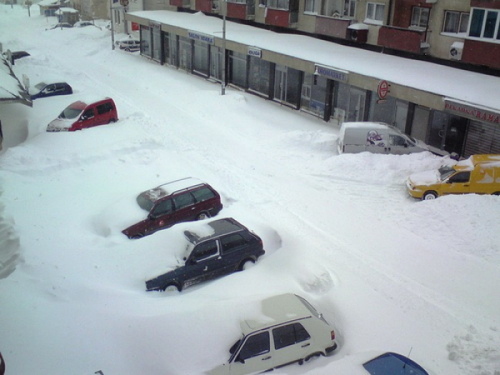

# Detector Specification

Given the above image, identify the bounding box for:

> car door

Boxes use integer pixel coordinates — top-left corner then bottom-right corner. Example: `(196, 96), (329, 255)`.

(219, 232), (250, 275)
(444, 171), (471, 195)
(172, 191), (197, 222)
(148, 198), (175, 232)
(79, 107), (96, 128)
(271, 323), (313, 367)
(229, 331), (273, 375)
(183, 239), (221, 287)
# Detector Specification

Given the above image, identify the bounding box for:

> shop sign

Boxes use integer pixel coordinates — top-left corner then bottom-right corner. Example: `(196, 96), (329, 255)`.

(188, 31), (215, 45)
(314, 65), (348, 82)
(377, 80), (390, 100)
(248, 47), (262, 58)
(444, 100), (500, 125)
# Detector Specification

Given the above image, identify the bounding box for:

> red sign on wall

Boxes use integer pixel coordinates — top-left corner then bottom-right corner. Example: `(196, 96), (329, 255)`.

(131, 22), (139, 31)
(377, 80), (390, 100)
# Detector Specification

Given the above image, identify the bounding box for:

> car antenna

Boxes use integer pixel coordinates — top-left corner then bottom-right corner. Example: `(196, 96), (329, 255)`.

(403, 347), (413, 369)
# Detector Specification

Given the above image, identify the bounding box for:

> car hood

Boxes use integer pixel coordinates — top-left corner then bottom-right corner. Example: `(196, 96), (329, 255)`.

(47, 117), (74, 131)
(408, 170), (440, 186)
(92, 195), (148, 238)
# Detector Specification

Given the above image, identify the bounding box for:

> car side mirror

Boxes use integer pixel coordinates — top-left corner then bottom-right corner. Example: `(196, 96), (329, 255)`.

(236, 357), (245, 364)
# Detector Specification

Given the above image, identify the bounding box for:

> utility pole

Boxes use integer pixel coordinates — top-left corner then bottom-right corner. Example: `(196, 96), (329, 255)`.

(110, 0), (115, 50)
(221, 0), (226, 95)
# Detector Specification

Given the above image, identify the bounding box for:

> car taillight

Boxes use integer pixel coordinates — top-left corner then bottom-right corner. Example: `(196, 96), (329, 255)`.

(330, 330), (335, 341)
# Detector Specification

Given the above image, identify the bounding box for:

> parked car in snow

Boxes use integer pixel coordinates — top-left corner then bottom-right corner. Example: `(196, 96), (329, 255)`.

(146, 217), (264, 292)
(362, 352), (429, 375)
(30, 81), (73, 100)
(2, 50), (30, 64)
(74, 21), (94, 27)
(46, 97), (117, 132)
(48, 22), (73, 30)
(122, 178), (223, 239)
(406, 154), (500, 200)
(118, 39), (141, 52)
(209, 293), (337, 375)
(338, 122), (448, 156)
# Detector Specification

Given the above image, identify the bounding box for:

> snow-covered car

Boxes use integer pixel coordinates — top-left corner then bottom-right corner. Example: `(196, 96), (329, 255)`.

(0, 351), (4, 375)
(30, 81), (73, 100)
(363, 352), (429, 375)
(121, 178), (223, 239)
(46, 97), (117, 132)
(209, 293), (337, 375)
(145, 217), (265, 292)
(74, 21), (94, 27)
(48, 22), (73, 29)
(118, 39), (141, 52)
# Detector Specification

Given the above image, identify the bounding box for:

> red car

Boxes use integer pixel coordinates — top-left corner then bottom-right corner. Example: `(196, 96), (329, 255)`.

(122, 178), (223, 239)
(46, 97), (118, 132)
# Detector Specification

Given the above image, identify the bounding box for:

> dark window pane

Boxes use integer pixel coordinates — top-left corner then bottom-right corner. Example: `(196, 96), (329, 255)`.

(469, 9), (485, 37)
(193, 240), (218, 260)
(238, 332), (270, 360)
(173, 192), (195, 210)
(152, 199), (173, 216)
(191, 187), (215, 203)
(221, 234), (247, 253)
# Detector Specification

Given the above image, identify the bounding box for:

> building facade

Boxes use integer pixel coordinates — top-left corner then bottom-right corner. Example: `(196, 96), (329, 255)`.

(125, 11), (500, 158)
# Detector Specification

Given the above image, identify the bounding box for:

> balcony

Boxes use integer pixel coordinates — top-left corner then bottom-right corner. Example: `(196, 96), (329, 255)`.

(377, 26), (427, 54)
(195, 0), (220, 14)
(265, 8), (298, 28)
(315, 16), (351, 39)
(226, 1), (255, 20)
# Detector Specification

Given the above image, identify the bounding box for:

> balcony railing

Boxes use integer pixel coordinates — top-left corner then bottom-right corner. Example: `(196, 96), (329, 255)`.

(377, 26), (427, 53)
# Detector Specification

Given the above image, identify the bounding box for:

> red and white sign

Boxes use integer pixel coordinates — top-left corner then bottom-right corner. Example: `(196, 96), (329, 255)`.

(377, 80), (390, 100)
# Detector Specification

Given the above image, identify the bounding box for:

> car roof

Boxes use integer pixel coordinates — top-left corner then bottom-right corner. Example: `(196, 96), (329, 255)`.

(184, 218), (245, 244)
(156, 177), (206, 196)
(363, 352), (429, 375)
(240, 294), (314, 335)
(66, 97), (112, 109)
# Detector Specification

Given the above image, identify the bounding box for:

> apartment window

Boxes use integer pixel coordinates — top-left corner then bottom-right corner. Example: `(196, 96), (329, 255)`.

(469, 8), (500, 40)
(268, 0), (289, 9)
(443, 11), (469, 34)
(344, 0), (355, 17)
(366, 2), (384, 24)
(304, 0), (317, 13)
(411, 6), (429, 29)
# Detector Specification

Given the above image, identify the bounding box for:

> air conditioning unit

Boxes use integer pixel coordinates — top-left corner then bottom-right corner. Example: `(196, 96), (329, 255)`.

(449, 41), (464, 60)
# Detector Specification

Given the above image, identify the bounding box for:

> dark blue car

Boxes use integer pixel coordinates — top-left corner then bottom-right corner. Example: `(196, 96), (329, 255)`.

(146, 218), (265, 292)
(363, 352), (429, 375)
(30, 81), (73, 100)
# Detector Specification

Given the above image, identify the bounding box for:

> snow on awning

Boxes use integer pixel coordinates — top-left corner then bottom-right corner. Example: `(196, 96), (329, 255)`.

(348, 23), (369, 30)
(0, 56), (32, 106)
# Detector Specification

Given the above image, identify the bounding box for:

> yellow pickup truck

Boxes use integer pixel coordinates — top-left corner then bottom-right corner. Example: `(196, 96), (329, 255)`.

(406, 154), (500, 200)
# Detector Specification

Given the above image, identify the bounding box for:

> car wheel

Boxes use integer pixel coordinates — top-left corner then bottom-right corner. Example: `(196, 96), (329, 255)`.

(493, 192), (500, 196)
(163, 283), (181, 292)
(130, 233), (143, 239)
(422, 191), (437, 200)
(108, 118), (116, 124)
(240, 259), (255, 271)
(304, 352), (323, 362)
(197, 212), (210, 220)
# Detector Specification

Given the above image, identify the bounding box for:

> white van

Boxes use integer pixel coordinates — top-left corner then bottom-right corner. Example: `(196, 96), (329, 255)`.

(210, 294), (337, 375)
(338, 122), (447, 156)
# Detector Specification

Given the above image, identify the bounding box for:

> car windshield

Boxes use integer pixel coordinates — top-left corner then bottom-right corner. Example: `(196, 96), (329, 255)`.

(59, 106), (83, 119)
(438, 166), (456, 181)
(34, 82), (46, 90)
(136, 194), (154, 212)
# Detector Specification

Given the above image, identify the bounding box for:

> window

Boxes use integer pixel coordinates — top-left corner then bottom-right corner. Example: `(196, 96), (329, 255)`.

(411, 6), (429, 29)
(268, 0), (289, 10)
(468, 8), (500, 40)
(192, 240), (219, 261)
(343, 0), (355, 17)
(443, 11), (469, 33)
(272, 323), (310, 350)
(366, 2), (384, 23)
(221, 234), (247, 253)
(304, 0), (317, 13)
(237, 332), (270, 361)
(449, 172), (471, 184)
(151, 199), (173, 216)
(191, 187), (215, 203)
(173, 192), (195, 210)
(82, 108), (94, 119)
(389, 134), (407, 147)
(96, 102), (113, 115)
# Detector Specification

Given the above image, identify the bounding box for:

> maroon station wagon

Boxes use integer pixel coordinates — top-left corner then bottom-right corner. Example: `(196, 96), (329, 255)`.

(122, 178), (223, 239)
